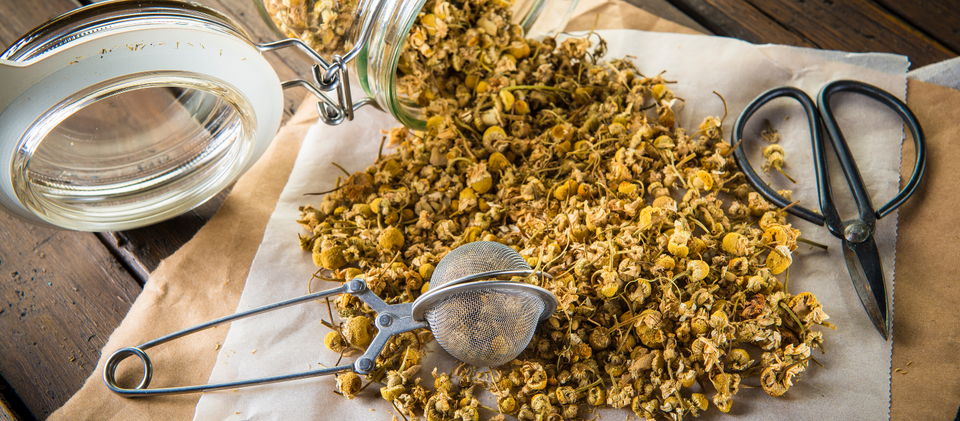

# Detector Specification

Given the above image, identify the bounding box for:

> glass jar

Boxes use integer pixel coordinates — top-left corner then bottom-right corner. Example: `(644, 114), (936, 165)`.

(0, 0), (576, 231)
(254, 0), (579, 129)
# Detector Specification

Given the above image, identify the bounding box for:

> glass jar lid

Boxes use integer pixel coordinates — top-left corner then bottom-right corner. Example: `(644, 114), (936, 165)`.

(0, 0), (285, 231)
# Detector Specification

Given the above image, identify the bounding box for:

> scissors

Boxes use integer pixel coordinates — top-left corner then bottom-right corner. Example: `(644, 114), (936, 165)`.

(732, 80), (926, 340)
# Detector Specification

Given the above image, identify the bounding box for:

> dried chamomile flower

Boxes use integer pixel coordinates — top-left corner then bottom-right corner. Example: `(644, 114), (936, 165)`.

(380, 370), (408, 401)
(691, 393), (709, 412)
(761, 363), (792, 397)
(668, 220), (691, 257)
(765, 244), (793, 274)
(722, 232), (753, 256)
(324, 331), (348, 353)
(758, 210), (785, 229)
(343, 316), (373, 348)
(291, 0), (834, 416)
(342, 267), (364, 281)
(337, 372), (363, 399)
(726, 348), (754, 371)
(687, 259), (710, 282)
(466, 163), (494, 194)
(655, 255), (676, 271)
(748, 192), (776, 215)
(379, 226), (405, 251)
(762, 144), (797, 183)
(690, 169), (714, 191)
(760, 118), (782, 143)
(618, 181), (640, 198)
(498, 395), (518, 413)
(790, 292), (836, 329)
(400, 346), (422, 369)
(314, 244), (347, 270)
(762, 224), (800, 250)
(639, 206), (662, 229)
(653, 134), (675, 149)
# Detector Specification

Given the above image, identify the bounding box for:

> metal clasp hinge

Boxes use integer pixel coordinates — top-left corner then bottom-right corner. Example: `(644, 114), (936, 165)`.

(257, 39), (376, 125)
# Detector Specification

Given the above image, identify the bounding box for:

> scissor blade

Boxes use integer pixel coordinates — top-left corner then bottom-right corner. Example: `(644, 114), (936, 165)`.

(842, 239), (890, 340)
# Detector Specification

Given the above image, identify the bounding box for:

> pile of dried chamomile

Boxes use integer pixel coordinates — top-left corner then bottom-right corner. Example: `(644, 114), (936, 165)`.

(293, 0), (836, 419)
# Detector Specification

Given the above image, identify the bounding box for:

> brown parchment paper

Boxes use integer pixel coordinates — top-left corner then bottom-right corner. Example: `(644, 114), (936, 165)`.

(50, 4), (960, 421)
(890, 79), (960, 421)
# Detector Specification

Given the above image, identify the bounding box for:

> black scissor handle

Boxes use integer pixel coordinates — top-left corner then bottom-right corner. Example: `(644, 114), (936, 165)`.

(818, 80), (927, 221)
(732, 86), (829, 226)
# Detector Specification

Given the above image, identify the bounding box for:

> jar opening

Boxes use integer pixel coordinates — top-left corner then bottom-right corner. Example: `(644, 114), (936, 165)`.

(377, 0), (579, 130)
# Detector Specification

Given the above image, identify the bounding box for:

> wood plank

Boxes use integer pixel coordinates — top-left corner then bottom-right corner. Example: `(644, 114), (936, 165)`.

(873, 0), (960, 54)
(666, 0), (956, 68)
(623, 0), (712, 34)
(0, 1), (80, 49)
(0, 214), (141, 420)
(663, 0), (816, 47)
(746, 0), (955, 67)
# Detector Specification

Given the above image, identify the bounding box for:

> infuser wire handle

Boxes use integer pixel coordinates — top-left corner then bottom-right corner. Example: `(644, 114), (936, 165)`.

(256, 0), (387, 125)
(104, 279), (427, 397)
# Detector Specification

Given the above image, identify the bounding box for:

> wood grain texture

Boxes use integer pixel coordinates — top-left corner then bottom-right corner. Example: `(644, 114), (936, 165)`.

(623, 0), (712, 34)
(0, 214), (140, 420)
(663, 0), (815, 46)
(0, 0), (80, 49)
(873, 0), (960, 54)
(666, 0), (957, 68)
(0, 1), (317, 416)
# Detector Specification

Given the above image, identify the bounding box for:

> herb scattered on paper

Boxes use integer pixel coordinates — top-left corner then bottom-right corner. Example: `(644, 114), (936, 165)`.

(282, 0), (836, 418)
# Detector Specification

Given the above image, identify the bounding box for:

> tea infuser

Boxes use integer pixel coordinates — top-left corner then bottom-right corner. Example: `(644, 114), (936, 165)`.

(104, 241), (557, 396)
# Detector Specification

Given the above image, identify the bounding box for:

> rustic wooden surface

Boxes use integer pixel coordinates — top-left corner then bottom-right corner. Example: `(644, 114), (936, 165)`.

(0, 214), (140, 418)
(665, 0), (957, 67)
(0, 0), (957, 420)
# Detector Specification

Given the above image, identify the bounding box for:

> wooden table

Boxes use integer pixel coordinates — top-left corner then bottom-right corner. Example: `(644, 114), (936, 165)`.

(0, 0), (956, 420)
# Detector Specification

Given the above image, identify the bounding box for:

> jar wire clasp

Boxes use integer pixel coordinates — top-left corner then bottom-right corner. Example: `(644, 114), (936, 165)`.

(256, 0), (386, 125)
